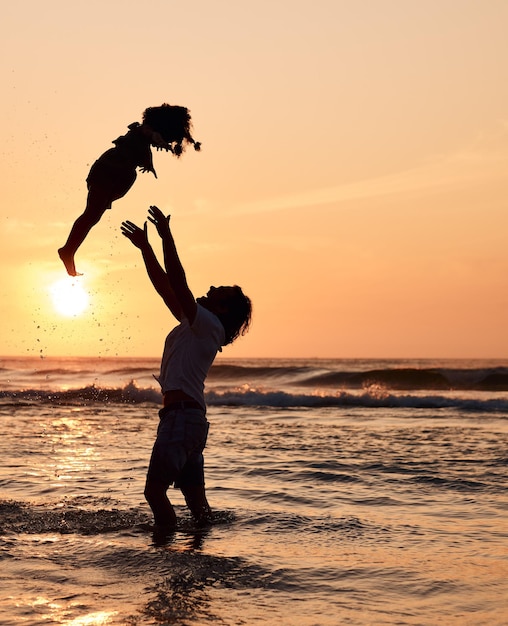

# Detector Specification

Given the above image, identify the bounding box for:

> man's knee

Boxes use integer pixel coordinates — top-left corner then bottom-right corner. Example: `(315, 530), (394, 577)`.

(144, 479), (166, 503)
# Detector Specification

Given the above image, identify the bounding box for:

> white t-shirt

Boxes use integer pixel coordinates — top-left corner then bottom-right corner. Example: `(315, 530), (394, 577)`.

(157, 304), (225, 409)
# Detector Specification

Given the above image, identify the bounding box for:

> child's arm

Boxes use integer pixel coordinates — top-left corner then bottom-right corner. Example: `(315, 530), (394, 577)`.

(124, 123), (166, 178)
(139, 149), (157, 178)
(150, 130), (172, 152)
(139, 123), (172, 152)
(138, 129), (173, 177)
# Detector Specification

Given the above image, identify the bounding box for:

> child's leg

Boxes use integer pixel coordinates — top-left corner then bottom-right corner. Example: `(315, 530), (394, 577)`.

(58, 160), (137, 275)
(58, 190), (110, 276)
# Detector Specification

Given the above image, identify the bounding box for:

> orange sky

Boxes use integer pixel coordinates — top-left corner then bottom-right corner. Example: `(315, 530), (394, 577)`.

(1, 1), (507, 359)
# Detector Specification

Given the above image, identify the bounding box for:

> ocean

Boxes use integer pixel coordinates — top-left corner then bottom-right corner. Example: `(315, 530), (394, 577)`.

(0, 356), (507, 625)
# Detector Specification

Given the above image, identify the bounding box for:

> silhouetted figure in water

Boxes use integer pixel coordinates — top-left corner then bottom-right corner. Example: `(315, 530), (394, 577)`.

(58, 104), (201, 276)
(121, 205), (252, 538)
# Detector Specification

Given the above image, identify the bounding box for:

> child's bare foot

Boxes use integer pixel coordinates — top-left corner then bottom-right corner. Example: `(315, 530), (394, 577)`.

(58, 247), (81, 276)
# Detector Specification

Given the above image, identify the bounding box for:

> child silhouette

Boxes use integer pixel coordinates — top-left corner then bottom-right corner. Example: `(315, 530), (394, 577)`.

(58, 104), (201, 276)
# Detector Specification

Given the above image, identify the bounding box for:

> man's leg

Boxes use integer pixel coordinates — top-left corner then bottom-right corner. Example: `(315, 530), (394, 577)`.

(144, 478), (177, 529)
(181, 483), (213, 525)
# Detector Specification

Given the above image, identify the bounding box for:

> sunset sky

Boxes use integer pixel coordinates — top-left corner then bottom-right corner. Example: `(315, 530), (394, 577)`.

(1, 0), (507, 359)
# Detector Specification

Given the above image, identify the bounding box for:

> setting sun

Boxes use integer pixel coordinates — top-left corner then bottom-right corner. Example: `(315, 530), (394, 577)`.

(50, 278), (89, 317)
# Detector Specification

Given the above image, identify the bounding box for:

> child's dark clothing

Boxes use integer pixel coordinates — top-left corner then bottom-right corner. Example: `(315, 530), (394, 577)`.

(86, 123), (155, 209)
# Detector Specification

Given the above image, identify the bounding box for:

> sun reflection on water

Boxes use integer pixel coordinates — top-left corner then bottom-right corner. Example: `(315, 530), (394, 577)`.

(65, 611), (119, 625)
(38, 417), (101, 486)
(27, 598), (118, 625)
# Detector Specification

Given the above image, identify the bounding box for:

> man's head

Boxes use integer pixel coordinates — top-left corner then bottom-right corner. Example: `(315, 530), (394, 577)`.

(198, 286), (252, 345)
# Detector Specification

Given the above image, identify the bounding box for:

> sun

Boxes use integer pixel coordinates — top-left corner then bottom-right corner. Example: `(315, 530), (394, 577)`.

(50, 277), (89, 317)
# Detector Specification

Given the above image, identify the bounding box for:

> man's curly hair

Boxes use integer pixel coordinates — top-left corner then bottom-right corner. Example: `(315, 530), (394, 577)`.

(218, 287), (252, 346)
(142, 104), (201, 156)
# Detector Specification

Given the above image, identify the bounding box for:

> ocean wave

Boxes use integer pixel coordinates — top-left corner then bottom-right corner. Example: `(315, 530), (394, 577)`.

(1, 383), (507, 413)
(0, 381), (161, 406)
(0, 499), (148, 535)
(206, 388), (508, 413)
(210, 364), (508, 391)
(3, 358), (508, 391)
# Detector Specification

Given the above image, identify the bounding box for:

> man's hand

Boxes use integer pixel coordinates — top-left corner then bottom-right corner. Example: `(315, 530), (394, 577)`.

(147, 205), (171, 238)
(121, 220), (149, 249)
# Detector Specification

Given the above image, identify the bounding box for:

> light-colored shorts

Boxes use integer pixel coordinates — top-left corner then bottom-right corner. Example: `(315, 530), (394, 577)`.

(146, 407), (209, 489)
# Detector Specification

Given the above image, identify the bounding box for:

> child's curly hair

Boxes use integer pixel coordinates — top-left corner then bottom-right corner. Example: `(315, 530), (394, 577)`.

(142, 104), (201, 156)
